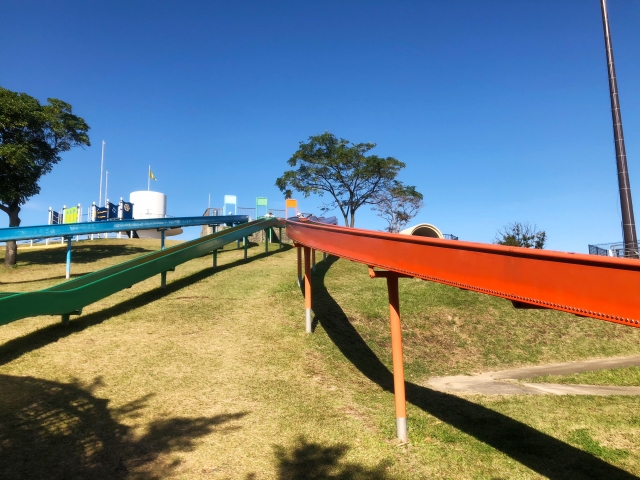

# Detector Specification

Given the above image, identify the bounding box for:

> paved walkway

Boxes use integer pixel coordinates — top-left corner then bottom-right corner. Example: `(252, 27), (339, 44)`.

(426, 355), (640, 395)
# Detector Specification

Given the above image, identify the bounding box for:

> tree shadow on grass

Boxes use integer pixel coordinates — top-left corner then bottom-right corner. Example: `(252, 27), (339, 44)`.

(9, 244), (152, 266)
(310, 256), (638, 480)
(0, 247), (290, 367)
(271, 436), (389, 480)
(0, 374), (246, 480)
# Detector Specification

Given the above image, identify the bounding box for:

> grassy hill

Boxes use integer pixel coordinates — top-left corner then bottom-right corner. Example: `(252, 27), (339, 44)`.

(1, 239), (639, 478)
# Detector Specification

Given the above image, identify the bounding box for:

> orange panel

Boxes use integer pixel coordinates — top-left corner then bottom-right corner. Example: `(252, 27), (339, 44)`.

(286, 219), (640, 328)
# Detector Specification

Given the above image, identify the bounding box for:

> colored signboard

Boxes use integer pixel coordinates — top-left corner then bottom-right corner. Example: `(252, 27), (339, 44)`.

(63, 207), (78, 224)
(95, 207), (108, 221)
(122, 202), (134, 220)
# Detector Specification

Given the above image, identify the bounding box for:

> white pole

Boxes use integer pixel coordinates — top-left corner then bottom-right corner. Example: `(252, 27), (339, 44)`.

(99, 140), (105, 207)
(148, 165), (151, 191)
(105, 171), (109, 205)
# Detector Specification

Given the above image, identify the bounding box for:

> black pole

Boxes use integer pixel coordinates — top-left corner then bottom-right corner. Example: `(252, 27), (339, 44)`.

(600, 0), (638, 257)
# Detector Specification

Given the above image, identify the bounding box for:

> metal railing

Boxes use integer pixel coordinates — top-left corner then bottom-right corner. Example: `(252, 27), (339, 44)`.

(203, 207), (224, 216)
(588, 242), (639, 258)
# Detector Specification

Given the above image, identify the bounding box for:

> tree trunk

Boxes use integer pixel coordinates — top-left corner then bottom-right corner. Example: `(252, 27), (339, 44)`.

(350, 212), (355, 228)
(2, 202), (21, 267)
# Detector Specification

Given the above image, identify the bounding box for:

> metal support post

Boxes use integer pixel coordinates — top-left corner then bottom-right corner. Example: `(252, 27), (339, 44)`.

(304, 246), (312, 333)
(265, 229), (269, 253)
(213, 249), (217, 269)
(65, 237), (72, 279)
(279, 227), (283, 249)
(244, 236), (248, 259)
(160, 230), (166, 288)
(61, 313), (70, 325)
(297, 245), (302, 287)
(323, 252), (326, 261)
(386, 274), (408, 443)
(312, 249), (316, 272)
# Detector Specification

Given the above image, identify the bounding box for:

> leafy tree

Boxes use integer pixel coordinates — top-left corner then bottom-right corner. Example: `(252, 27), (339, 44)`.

(371, 181), (423, 233)
(275, 132), (405, 227)
(0, 87), (90, 266)
(494, 222), (546, 249)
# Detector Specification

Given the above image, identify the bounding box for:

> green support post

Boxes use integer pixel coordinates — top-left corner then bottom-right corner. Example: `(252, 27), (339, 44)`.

(61, 313), (70, 325)
(160, 229), (167, 288)
(213, 249), (217, 269)
(265, 229), (269, 253)
(244, 236), (248, 259)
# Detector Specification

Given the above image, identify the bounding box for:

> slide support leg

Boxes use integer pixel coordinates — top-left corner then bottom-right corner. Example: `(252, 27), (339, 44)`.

(386, 274), (408, 443)
(65, 237), (72, 279)
(160, 230), (166, 288)
(297, 245), (302, 287)
(304, 246), (312, 333)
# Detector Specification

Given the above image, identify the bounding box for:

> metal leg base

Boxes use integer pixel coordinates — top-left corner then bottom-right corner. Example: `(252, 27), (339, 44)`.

(305, 308), (312, 333)
(396, 417), (408, 443)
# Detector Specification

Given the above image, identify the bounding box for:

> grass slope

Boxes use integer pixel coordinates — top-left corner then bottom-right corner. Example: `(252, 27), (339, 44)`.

(1, 239), (639, 479)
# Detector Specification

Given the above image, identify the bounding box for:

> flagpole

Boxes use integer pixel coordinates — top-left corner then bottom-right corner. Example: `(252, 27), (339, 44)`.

(148, 165), (150, 191)
(99, 140), (105, 207)
(105, 171), (109, 204)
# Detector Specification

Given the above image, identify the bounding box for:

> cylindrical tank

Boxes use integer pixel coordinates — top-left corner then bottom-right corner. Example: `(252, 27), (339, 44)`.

(130, 191), (167, 220)
(129, 191), (182, 238)
(400, 223), (444, 239)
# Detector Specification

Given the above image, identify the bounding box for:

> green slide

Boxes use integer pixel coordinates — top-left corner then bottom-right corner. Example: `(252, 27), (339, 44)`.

(0, 218), (284, 326)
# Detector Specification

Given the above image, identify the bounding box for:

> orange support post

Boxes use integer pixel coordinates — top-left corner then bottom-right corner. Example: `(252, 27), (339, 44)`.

(386, 274), (407, 442)
(304, 246), (312, 333)
(297, 245), (302, 287)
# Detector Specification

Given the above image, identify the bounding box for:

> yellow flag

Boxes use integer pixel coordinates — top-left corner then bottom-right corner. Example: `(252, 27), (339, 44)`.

(149, 169), (157, 181)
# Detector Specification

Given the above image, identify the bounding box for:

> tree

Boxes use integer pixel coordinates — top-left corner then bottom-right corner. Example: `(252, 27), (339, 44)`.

(494, 222), (546, 249)
(0, 87), (90, 266)
(371, 181), (423, 233)
(275, 132), (405, 227)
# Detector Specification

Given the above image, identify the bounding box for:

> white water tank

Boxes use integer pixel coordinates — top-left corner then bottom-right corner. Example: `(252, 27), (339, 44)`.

(129, 191), (182, 238)
(130, 191), (167, 220)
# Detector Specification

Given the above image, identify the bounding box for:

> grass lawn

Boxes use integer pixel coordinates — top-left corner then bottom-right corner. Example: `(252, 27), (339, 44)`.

(1, 238), (639, 479)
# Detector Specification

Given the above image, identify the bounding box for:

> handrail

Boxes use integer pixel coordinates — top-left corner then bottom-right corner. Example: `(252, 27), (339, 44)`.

(286, 218), (640, 328)
(0, 215), (249, 242)
(0, 218), (285, 325)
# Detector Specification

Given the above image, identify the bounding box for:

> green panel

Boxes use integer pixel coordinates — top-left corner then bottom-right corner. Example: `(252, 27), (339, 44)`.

(0, 218), (284, 326)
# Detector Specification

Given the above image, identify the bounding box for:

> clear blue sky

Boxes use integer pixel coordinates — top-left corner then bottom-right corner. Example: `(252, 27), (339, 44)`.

(2, 0), (639, 252)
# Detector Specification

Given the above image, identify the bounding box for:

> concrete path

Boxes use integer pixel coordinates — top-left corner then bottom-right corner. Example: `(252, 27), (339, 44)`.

(426, 355), (640, 395)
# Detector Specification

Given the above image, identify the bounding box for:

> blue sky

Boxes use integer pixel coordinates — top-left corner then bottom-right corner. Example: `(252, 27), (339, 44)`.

(2, 0), (639, 252)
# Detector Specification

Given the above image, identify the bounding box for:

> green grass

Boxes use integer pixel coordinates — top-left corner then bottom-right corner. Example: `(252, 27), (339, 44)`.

(526, 366), (640, 387)
(1, 239), (640, 478)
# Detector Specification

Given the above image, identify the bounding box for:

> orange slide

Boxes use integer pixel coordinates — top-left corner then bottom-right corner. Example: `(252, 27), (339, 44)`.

(287, 217), (640, 441)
